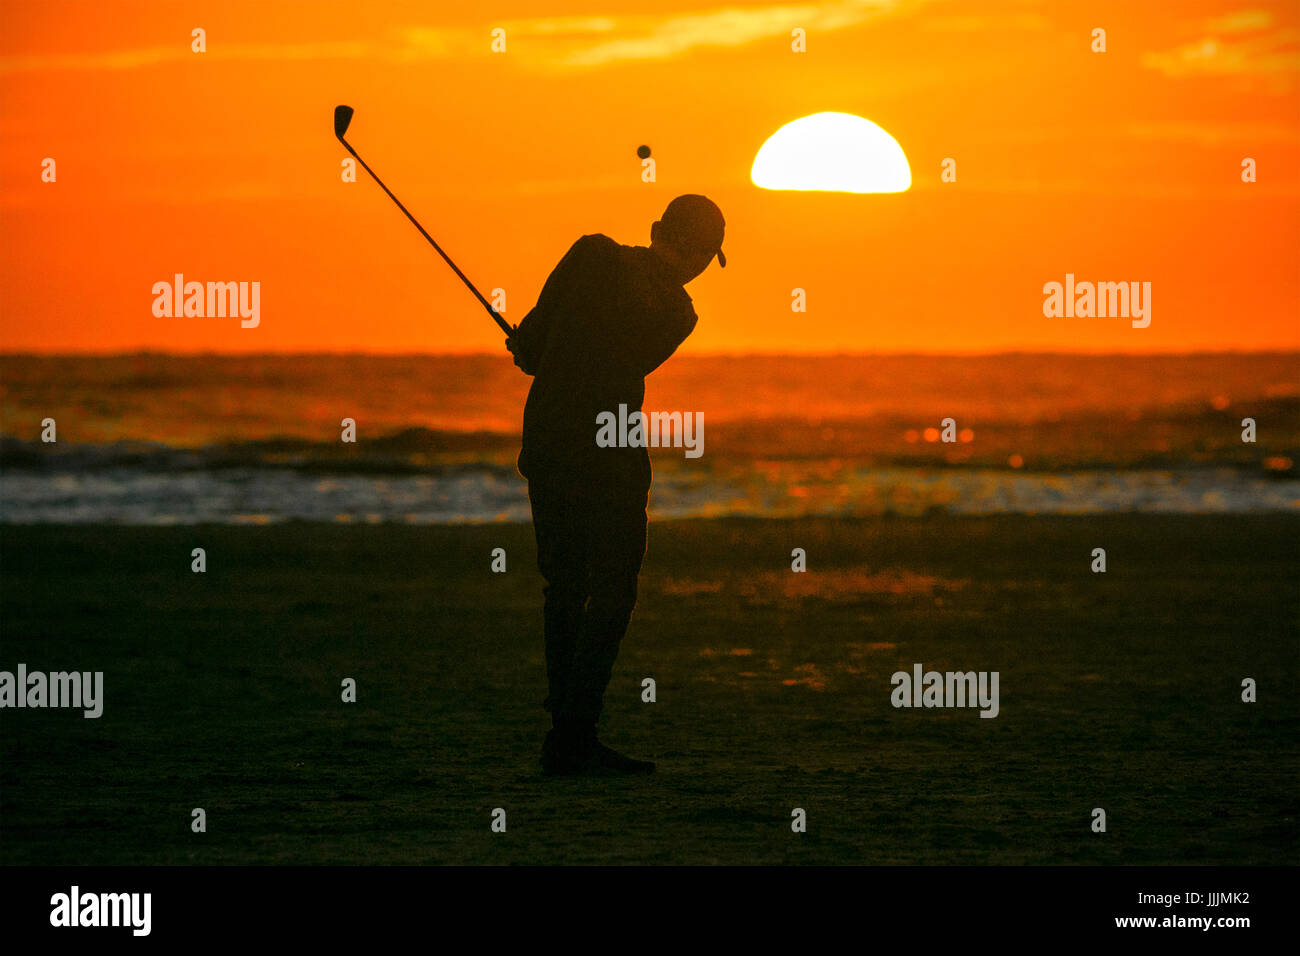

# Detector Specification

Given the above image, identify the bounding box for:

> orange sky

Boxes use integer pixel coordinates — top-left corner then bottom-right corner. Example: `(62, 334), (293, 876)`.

(1, 0), (1297, 354)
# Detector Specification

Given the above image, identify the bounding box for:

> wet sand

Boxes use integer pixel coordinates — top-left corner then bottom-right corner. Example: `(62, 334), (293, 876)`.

(2, 514), (1296, 864)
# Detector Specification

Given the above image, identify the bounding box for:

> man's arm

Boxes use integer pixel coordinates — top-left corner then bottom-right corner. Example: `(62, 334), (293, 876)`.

(506, 235), (601, 375)
(635, 300), (698, 378)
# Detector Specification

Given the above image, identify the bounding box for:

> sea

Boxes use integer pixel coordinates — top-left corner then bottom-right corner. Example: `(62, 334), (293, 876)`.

(1, 353), (1297, 524)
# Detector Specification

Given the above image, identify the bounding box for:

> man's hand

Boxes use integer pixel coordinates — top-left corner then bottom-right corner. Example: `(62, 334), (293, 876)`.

(505, 324), (528, 372)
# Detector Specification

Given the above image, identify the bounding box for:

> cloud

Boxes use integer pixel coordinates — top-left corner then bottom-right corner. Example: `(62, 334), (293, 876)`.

(0, 41), (372, 74)
(1140, 12), (1300, 88)
(1203, 10), (1274, 34)
(1124, 119), (1300, 146)
(920, 12), (1049, 33)
(555, 1), (921, 67)
(0, 1), (921, 74)
(391, 2), (927, 69)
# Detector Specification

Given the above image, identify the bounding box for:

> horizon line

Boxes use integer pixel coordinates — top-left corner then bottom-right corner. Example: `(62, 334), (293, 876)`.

(3, 348), (1299, 359)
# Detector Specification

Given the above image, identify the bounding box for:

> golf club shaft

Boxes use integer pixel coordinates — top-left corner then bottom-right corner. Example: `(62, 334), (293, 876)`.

(342, 142), (512, 336)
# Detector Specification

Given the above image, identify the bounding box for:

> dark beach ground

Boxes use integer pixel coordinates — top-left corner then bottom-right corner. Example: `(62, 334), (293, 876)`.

(2, 514), (1296, 865)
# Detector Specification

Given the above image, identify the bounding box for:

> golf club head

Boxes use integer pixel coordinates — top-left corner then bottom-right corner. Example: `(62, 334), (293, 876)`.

(334, 104), (354, 140)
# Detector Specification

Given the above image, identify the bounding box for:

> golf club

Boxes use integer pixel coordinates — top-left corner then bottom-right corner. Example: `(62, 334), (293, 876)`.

(334, 104), (512, 336)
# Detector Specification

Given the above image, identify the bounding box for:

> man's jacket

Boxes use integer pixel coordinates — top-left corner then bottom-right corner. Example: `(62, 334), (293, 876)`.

(512, 234), (698, 495)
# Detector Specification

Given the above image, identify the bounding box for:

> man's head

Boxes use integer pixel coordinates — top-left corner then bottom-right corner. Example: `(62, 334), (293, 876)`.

(650, 194), (726, 285)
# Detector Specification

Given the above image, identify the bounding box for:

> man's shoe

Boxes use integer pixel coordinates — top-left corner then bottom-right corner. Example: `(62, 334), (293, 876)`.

(591, 741), (655, 774)
(540, 730), (655, 776)
(540, 729), (577, 776)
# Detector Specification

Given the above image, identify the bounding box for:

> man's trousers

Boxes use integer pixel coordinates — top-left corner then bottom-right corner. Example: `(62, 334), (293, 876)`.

(528, 478), (648, 722)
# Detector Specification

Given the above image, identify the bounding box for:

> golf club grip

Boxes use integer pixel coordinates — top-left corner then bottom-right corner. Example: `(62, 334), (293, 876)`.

(349, 148), (513, 336)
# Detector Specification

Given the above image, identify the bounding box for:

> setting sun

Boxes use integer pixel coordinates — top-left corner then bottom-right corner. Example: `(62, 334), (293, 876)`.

(751, 112), (912, 194)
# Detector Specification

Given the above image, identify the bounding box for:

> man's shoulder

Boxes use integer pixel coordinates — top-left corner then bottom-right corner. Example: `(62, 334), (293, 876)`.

(570, 233), (621, 257)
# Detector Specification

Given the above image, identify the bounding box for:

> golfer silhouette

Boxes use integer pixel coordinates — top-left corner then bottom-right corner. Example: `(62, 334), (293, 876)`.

(507, 195), (726, 775)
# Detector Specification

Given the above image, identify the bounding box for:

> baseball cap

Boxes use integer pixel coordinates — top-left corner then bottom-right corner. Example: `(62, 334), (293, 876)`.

(660, 194), (726, 268)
